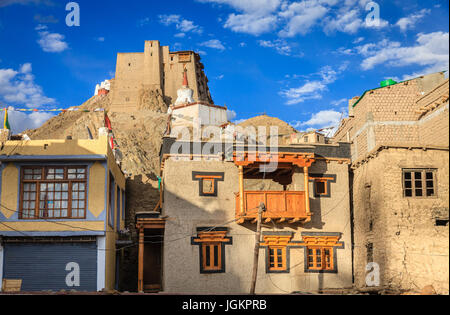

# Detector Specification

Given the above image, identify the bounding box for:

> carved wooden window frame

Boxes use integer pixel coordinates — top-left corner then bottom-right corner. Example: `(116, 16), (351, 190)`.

(191, 227), (232, 274)
(299, 232), (344, 274)
(309, 174), (337, 198)
(19, 166), (87, 220)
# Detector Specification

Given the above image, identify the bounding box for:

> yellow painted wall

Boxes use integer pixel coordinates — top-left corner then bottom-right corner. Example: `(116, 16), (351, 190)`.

(0, 163), (18, 219)
(0, 221), (105, 232)
(104, 215), (117, 290)
(89, 162), (107, 218)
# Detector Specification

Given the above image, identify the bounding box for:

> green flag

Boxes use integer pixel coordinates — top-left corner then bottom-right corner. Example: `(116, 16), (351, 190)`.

(4, 108), (11, 130)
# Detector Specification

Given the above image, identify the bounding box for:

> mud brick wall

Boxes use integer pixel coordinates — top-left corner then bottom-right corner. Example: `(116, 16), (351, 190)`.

(352, 148), (449, 294)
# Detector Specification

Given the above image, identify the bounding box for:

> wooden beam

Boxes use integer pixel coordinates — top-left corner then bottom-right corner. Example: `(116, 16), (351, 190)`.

(289, 218), (300, 224)
(304, 166), (311, 216)
(239, 165), (245, 215)
(264, 218), (272, 224)
(138, 228), (144, 293)
(278, 218), (286, 223)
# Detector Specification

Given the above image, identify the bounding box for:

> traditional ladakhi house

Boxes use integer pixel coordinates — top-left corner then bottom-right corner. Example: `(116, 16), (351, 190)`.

(135, 69), (354, 294)
(0, 128), (126, 292)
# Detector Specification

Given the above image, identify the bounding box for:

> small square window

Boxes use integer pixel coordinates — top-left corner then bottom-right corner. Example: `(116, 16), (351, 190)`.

(202, 179), (215, 195)
(315, 181), (326, 195)
(403, 169), (437, 198)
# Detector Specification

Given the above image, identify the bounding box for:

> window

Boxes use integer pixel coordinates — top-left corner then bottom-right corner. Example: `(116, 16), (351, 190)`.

(109, 173), (115, 228)
(307, 247), (333, 271)
(315, 180), (327, 195)
(191, 228), (232, 274)
(116, 185), (121, 231)
(261, 233), (299, 273)
(300, 233), (344, 274)
(20, 166), (87, 220)
(403, 169), (437, 198)
(202, 178), (215, 195)
(309, 174), (337, 198)
(202, 243), (222, 271)
(303, 136), (309, 143)
(268, 247), (287, 272)
(192, 172), (224, 197)
(121, 189), (126, 221)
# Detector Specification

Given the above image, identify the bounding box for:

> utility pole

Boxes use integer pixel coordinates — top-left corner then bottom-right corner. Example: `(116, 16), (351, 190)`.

(250, 202), (265, 295)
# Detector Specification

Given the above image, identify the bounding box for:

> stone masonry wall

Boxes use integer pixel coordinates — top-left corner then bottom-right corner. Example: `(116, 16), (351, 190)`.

(352, 148), (449, 294)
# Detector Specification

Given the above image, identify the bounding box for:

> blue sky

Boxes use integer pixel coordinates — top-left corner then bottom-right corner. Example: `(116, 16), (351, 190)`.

(0, 0), (448, 134)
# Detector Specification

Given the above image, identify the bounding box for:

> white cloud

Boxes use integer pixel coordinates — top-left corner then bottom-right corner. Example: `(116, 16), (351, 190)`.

(323, 9), (363, 34)
(331, 98), (347, 106)
(0, 63), (55, 108)
(357, 32), (449, 74)
(158, 14), (203, 34)
(0, 0), (52, 7)
(280, 81), (327, 105)
(279, 0), (329, 37)
(197, 0), (281, 36)
(227, 109), (237, 121)
(396, 9), (430, 32)
(281, 63), (348, 105)
(0, 109), (54, 134)
(302, 110), (342, 126)
(36, 26), (69, 53)
(95, 37), (105, 42)
(199, 39), (226, 51)
(174, 32), (186, 38)
(353, 36), (364, 44)
(289, 109), (343, 132)
(224, 13), (278, 35)
(258, 39), (293, 56)
(197, 0), (282, 16)
(198, 0), (389, 37)
(216, 74), (225, 80)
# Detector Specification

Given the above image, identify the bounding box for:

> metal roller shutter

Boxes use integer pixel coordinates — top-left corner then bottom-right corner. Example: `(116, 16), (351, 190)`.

(3, 242), (97, 292)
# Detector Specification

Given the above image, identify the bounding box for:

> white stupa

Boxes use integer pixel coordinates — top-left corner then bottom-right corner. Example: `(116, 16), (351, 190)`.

(170, 67), (228, 127)
(174, 68), (194, 106)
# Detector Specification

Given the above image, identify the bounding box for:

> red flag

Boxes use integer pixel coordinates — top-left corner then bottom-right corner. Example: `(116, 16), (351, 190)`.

(105, 112), (112, 131)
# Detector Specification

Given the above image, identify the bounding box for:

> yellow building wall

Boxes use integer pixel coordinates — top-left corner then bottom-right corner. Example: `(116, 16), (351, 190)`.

(0, 163), (18, 219)
(89, 162), (107, 218)
(0, 137), (109, 157)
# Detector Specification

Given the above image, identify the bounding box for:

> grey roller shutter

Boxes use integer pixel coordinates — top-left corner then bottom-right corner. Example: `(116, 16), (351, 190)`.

(3, 242), (97, 292)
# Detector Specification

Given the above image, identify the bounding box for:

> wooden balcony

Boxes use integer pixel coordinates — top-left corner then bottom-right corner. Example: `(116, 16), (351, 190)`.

(235, 191), (310, 224)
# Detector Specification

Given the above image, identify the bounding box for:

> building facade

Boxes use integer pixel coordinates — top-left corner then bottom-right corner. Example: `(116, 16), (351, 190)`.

(136, 129), (353, 294)
(0, 130), (126, 292)
(109, 40), (213, 112)
(333, 72), (449, 294)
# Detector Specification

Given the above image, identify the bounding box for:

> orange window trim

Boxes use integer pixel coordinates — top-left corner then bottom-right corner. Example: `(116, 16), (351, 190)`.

(307, 247), (334, 271)
(268, 246), (287, 271)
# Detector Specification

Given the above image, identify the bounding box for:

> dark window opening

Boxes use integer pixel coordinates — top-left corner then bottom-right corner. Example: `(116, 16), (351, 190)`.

(366, 243), (374, 263)
(316, 181), (326, 195)
(436, 220), (449, 227)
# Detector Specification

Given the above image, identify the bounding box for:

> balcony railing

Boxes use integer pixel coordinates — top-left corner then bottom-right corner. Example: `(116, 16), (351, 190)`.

(235, 191), (309, 223)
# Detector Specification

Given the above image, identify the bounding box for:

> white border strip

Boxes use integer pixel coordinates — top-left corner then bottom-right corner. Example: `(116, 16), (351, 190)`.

(97, 236), (106, 291)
